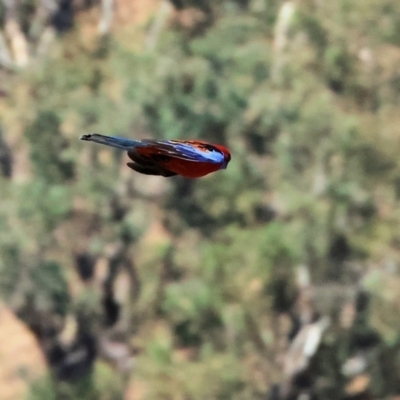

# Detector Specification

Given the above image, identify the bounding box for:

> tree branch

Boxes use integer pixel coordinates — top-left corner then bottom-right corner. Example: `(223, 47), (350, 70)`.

(98, 0), (114, 36)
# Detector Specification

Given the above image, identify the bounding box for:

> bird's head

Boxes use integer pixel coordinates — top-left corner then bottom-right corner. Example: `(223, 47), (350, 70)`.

(214, 145), (231, 169)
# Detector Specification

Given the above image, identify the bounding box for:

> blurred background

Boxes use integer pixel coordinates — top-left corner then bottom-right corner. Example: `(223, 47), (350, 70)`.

(0, 0), (400, 399)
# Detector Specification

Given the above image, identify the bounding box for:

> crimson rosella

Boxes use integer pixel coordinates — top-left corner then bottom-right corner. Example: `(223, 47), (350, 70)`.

(80, 133), (231, 178)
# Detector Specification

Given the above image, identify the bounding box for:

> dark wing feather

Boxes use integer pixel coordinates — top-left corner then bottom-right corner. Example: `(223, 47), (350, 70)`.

(127, 162), (177, 177)
(127, 149), (177, 177)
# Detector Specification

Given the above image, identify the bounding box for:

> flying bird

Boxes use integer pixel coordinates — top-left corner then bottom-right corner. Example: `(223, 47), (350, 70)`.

(80, 133), (231, 178)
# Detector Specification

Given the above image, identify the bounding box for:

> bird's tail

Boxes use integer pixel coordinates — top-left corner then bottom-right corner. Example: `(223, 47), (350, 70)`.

(80, 133), (139, 150)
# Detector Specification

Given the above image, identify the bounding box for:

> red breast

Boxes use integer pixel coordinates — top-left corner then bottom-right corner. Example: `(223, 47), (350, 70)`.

(166, 159), (222, 178)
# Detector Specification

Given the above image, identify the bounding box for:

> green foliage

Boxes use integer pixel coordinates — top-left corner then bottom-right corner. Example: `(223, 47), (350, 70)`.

(31, 261), (70, 317)
(24, 111), (74, 184)
(27, 374), (57, 400)
(17, 181), (72, 232)
(73, 288), (103, 332)
(0, 257), (70, 317)
(28, 362), (124, 400)
(138, 333), (246, 400)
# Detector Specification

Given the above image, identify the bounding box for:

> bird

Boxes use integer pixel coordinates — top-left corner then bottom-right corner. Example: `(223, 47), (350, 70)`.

(80, 133), (231, 178)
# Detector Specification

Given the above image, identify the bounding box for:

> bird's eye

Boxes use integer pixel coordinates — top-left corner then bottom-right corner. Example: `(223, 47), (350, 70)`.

(202, 144), (216, 152)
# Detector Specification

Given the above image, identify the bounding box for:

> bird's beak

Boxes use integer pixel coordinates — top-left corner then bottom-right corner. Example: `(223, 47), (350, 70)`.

(220, 161), (228, 170)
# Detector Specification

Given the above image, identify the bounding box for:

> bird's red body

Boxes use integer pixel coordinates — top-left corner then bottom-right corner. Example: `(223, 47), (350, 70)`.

(80, 134), (231, 178)
(134, 140), (229, 178)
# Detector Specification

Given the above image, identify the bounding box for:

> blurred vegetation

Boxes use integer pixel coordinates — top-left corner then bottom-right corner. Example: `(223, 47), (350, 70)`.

(0, 0), (400, 399)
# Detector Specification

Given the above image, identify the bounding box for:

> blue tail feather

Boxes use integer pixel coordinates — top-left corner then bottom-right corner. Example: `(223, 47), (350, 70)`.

(80, 133), (139, 150)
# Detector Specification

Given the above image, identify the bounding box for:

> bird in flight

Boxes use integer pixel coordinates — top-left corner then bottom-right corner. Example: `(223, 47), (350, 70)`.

(80, 133), (231, 178)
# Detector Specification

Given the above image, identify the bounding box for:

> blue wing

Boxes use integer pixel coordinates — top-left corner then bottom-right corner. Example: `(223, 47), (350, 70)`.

(137, 140), (224, 164)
